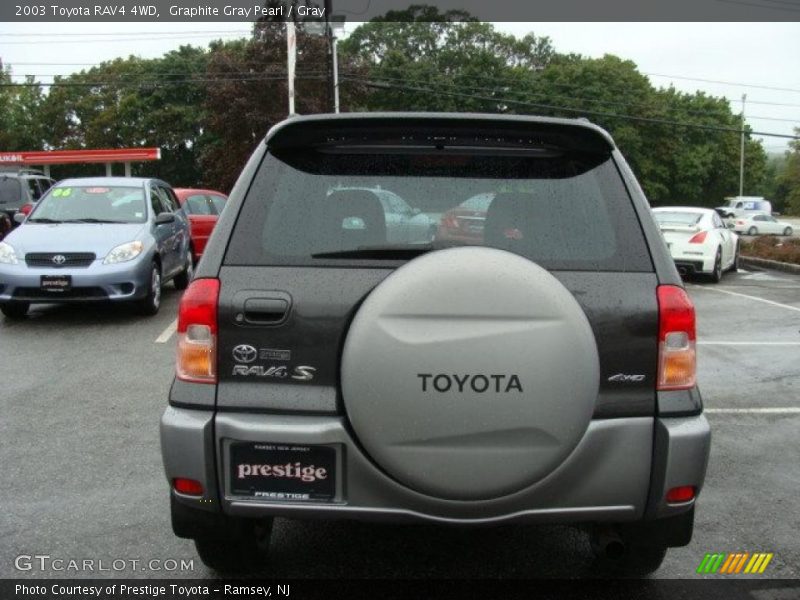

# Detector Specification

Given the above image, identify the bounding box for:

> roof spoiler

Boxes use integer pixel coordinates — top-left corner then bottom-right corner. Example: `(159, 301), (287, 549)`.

(265, 113), (616, 156)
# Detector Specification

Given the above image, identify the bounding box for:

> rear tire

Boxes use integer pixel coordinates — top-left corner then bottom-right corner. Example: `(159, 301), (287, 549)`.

(709, 248), (723, 283)
(173, 247), (194, 291)
(1, 301), (29, 320)
(194, 519), (273, 574)
(134, 263), (161, 315)
(748, 226), (758, 236)
(784, 227), (793, 236)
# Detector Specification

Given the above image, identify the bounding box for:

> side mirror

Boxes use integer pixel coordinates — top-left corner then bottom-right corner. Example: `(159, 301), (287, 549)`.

(155, 212), (175, 225)
(411, 207), (422, 216)
(13, 212), (26, 224)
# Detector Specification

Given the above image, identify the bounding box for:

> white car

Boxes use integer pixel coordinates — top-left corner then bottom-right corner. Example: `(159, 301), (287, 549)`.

(731, 212), (794, 236)
(653, 207), (739, 282)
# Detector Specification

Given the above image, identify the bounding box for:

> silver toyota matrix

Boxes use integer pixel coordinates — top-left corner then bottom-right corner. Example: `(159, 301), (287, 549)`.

(160, 113), (711, 575)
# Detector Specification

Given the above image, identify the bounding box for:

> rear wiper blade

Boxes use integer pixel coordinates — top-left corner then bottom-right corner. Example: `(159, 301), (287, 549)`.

(27, 218), (63, 223)
(311, 244), (435, 260)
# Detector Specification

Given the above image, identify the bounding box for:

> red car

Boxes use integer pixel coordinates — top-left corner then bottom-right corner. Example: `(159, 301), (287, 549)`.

(436, 192), (494, 244)
(174, 188), (228, 262)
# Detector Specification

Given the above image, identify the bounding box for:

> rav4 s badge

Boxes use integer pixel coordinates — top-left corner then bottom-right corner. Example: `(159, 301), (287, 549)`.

(232, 365), (316, 381)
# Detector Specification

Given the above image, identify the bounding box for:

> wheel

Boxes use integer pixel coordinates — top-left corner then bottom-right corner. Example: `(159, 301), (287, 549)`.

(194, 518), (273, 574)
(135, 263), (161, 315)
(173, 247), (194, 291)
(709, 248), (722, 283)
(747, 226), (758, 236)
(1, 301), (29, 320)
(731, 243), (739, 272)
(784, 227), (793, 236)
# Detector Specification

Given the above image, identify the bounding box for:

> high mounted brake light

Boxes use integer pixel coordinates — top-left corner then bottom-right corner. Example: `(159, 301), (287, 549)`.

(176, 278), (219, 383)
(657, 285), (696, 391)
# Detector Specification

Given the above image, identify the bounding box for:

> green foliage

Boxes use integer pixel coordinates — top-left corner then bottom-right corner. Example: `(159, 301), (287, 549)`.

(0, 14), (781, 203)
(0, 69), (46, 151)
(776, 130), (800, 216)
(39, 46), (210, 186)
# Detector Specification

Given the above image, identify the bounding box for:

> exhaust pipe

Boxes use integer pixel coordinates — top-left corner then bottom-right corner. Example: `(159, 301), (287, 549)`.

(590, 525), (626, 559)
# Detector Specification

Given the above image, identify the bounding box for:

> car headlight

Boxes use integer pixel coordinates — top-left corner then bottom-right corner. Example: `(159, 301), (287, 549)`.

(104, 241), (144, 265)
(0, 242), (19, 265)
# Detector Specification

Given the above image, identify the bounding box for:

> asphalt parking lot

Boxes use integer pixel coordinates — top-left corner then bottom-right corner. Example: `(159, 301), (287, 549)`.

(1, 266), (798, 580)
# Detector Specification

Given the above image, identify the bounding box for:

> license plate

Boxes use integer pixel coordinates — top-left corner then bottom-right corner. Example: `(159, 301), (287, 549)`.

(229, 442), (336, 501)
(40, 275), (72, 292)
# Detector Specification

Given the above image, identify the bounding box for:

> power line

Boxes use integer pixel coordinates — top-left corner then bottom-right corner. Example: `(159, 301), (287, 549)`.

(0, 74), (330, 88)
(0, 33), (252, 44)
(342, 76), (800, 139)
(0, 30), (251, 37)
(643, 72), (800, 94)
(339, 72), (800, 124)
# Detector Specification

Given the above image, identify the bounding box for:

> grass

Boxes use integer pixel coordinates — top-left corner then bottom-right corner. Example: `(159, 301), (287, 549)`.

(740, 236), (800, 266)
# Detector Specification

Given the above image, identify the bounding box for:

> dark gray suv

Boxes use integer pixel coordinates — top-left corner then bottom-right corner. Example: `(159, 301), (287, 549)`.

(160, 113), (711, 576)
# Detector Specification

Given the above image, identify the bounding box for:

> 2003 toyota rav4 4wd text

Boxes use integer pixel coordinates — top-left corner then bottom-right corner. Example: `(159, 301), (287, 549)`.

(160, 113), (711, 576)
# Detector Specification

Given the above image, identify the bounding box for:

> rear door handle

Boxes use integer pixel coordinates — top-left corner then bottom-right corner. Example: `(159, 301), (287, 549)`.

(233, 291), (291, 326)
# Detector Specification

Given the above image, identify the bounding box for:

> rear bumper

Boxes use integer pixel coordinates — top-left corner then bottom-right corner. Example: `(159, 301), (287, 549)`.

(161, 408), (711, 527)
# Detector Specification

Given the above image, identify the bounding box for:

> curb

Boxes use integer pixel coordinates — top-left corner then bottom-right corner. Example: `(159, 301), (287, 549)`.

(740, 256), (800, 275)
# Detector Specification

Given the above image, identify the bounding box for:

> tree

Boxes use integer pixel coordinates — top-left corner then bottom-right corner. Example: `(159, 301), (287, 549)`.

(199, 20), (370, 191)
(338, 6), (555, 112)
(777, 129), (800, 215)
(0, 68), (45, 151)
(39, 46), (210, 185)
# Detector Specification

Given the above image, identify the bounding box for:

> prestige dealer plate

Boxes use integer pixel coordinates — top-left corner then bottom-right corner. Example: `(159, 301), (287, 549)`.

(40, 275), (71, 292)
(229, 442), (336, 501)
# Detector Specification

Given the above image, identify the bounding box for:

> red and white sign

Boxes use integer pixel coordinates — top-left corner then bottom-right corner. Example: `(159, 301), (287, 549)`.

(0, 148), (161, 165)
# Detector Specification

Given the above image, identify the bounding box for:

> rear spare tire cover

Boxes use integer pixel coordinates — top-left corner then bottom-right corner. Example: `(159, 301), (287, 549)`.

(342, 247), (599, 501)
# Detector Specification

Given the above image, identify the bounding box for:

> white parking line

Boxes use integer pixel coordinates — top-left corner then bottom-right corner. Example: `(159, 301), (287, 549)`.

(155, 319), (178, 344)
(705, 408), (800, 414)
(698, 341), (800, 346)
(690, 285), (800, 313)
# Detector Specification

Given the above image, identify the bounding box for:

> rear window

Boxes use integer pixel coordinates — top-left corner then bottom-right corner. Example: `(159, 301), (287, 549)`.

(224, 148), (652, 272)
(653, 211), (703, 227)
(0, 177), (22, 205)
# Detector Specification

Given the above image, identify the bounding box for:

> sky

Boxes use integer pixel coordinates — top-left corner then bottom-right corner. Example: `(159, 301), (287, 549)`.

(0, 21), (799, 152)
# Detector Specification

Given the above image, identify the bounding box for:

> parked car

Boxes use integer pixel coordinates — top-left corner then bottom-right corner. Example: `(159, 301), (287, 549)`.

(652, 207), (739, 282)
(329, 187), (438, 244)
(161, 113), (710, 577)
(0, 177), (193, 319)
(435, 192), (494, 243)
(730, 212), (793, 236)
(173, 188), (228, 262)
(0, 169), (55, 239)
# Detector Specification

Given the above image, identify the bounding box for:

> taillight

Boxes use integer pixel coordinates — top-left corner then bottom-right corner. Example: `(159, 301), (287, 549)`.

(666, 485), (696, 503)
(441, 214), (460, 230)
(688, 231), (708, 244)
(657, 285), (696, 390)
(176, 278), (219, 383)
(173, 478), (204, 496)
(736, 220), (745, 225)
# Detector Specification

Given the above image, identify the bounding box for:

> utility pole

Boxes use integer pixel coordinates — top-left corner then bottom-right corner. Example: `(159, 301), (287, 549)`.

(324, 0), (335, 112)
(286, 21), (296, 116)
(739, 93), (746, 197)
